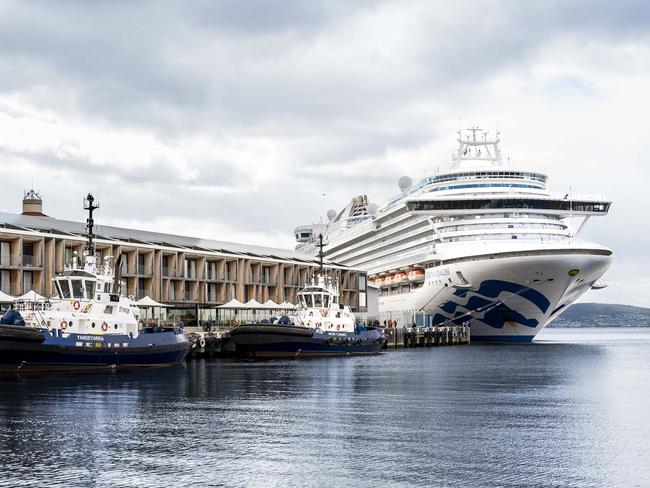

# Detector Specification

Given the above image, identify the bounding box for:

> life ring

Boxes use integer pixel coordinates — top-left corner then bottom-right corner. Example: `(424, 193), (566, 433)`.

(336, 324), (340, 331)
(101, 322), (109, 331)
(199, 338), (206, 348)
(60, 320), (68, 330)
(73, 300), (81, 310)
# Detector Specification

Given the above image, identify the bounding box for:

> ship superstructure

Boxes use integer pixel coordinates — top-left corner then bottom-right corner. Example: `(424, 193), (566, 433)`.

(295, 129), (612, 341)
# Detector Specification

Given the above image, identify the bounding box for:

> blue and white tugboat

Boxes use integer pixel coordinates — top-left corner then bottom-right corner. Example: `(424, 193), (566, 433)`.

(0, 194), (191, 374)
(228, 235), (386, 358)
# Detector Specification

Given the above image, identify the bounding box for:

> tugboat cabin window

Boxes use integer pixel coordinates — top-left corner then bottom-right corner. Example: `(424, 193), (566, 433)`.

(314, 294), (323, 308)
(85, 280), (96, 298)
(303, 294), (313, 308)
(104, 305), (114, 314)
(71, 279), (84, 299)
(58, 280), (71, 299)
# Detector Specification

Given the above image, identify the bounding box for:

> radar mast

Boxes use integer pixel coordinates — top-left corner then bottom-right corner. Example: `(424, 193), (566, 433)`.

(450, 127), (502, 169)
(84, 193), (99, 256)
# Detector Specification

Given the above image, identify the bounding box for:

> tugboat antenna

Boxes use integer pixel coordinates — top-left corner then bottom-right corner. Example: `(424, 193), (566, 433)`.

(84, 193), (99, 255)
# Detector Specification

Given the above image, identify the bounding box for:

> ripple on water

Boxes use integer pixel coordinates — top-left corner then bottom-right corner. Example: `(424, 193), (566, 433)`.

(1, 329), (650, 487)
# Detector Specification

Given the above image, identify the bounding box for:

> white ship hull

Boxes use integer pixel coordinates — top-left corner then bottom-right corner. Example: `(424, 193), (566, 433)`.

(378, 248), (612, 342)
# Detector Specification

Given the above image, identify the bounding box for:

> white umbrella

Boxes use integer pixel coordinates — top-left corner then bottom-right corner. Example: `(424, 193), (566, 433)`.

(16, 290), (45, 301)
(244, 299), (264, 309)
(262, 299), (280, 310)
(218, 298), (246, 309)
(136, 296), (168, 307)
(280, 301), (297, 309)
(0, 291), (14, 303)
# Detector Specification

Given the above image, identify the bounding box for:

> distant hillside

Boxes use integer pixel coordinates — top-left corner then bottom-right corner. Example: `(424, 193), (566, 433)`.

(550, 303), (650, 328)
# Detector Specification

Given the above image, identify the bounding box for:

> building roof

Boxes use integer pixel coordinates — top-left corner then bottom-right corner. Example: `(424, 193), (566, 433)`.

(0, 211), (349, 268)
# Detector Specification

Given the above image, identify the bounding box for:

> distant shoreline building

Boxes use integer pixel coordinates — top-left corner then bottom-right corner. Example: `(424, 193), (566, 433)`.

(0, 192), (368, 322)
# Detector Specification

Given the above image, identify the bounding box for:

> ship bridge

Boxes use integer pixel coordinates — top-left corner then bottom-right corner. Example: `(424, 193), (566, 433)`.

(406, 195), (611, 216)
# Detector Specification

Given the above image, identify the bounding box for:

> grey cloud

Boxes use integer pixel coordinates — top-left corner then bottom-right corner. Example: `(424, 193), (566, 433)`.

(2, 0), (646, 176)
(3, 0), (648, 145)
(0, 146), (245, 190)
(0, 0), (647, 303)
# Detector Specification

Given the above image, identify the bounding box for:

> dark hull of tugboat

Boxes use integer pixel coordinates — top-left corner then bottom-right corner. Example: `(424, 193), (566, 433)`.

(228, 324), (386, 359)
(0, 325), (191, 374)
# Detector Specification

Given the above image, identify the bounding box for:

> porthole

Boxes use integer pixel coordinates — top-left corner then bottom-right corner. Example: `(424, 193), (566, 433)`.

(114, 324), (118, 329)
(91, 322), (96, 328)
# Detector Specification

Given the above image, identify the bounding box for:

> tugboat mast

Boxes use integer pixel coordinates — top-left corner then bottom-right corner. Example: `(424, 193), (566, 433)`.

(84, 193), (99, 255)
(317, 233), (325, 277)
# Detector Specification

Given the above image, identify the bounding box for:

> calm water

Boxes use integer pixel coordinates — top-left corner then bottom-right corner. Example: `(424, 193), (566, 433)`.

(1, 328), (649, 488)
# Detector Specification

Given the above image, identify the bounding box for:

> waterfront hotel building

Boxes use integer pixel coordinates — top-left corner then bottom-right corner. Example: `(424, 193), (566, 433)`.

(0, 192), (368, 322)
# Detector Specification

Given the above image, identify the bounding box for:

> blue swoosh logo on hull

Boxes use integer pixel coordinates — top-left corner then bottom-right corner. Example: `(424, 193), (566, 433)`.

(433, 279), (549, 330)
(452, 279), (550, 313)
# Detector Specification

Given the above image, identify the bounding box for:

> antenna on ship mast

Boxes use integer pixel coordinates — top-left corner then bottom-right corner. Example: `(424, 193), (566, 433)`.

(317, 233), (325, 277)
(84, 193), (99, 256)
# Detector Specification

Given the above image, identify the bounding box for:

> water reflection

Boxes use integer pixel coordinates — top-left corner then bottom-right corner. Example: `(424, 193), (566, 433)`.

(1, 329), (649, 487)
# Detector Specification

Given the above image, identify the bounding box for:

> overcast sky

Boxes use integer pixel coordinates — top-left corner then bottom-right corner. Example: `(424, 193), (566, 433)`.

(0, 0), (647, 306)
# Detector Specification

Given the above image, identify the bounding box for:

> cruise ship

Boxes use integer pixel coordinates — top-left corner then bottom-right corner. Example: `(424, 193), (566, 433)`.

(294, 129), (612, 342)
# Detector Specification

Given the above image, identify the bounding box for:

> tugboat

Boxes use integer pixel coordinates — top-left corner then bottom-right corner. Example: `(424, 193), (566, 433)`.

(0, 194), (191, 374)
(228, 235), (386, 358)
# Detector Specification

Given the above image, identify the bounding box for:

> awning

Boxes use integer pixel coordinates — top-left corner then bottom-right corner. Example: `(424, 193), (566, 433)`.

(279, 301), (297, 309)
(136, 296), (168, 307)
(16, 290), (46, 301)
(0, 291), (14, 303)
(262, 299), (280, 310)
(243, 299), (264, 309)
(218, 299), (247, 309)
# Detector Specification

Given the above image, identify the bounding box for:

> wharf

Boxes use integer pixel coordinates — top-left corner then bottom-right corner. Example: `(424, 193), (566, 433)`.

(384, 325), (470, 348)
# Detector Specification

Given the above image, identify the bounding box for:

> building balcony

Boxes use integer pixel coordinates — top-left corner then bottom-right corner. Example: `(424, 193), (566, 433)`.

(137, 265), (153, 276)
(22, 255), (41, 267)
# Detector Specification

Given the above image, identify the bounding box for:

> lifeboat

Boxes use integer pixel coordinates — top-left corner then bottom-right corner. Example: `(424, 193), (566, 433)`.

(396, 271), (408, 283)
(375, 276), (385, 287)
(408, 268), (425, 282)
(384, 274), (394, 287)
(368, 277), (376, 286)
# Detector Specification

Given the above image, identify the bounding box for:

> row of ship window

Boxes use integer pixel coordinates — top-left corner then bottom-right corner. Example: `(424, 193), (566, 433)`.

(347, 231), (436, 269)
(438, 223), (566, 232)
(354, 239), (435, 269)
(345, 219), (566, 268)
(332, 221), (431, 263)
(423, 171), (547, 184)
(334, 218), (569, 269)
(328, 212), (421, 257)
(408, 199), (610, 212)
(331, 210), (561, 260)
